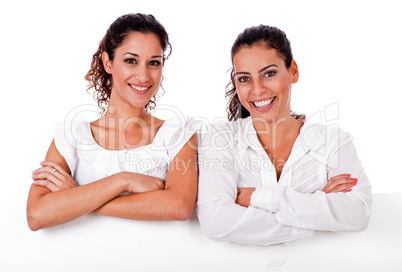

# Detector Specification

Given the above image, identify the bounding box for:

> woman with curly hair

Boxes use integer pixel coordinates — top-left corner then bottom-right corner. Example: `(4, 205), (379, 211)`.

(27, 13), (198, 231)
(196, 25), (372, 245)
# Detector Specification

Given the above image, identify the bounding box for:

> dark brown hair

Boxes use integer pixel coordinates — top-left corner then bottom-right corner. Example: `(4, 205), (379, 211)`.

(226, 25), (305, 121)
(85, 13), (172, 114)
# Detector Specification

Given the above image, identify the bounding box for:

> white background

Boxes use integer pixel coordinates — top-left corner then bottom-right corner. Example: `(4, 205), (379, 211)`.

(0, 0), (401, 207)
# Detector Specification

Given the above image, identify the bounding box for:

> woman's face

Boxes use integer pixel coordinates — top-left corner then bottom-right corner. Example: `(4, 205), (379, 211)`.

(233, 43), (299, 122)
(103, 31), (164, 110)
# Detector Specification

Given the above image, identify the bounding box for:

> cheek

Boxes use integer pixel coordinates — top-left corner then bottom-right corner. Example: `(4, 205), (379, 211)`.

(111, 66), (129, 85)
(273, 76), (291, 96)
(151, 69), (163, 84)
(236, 86), (251, 108)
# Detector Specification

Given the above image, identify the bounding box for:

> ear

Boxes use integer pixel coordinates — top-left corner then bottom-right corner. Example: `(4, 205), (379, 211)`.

(290, 60), (299, 84)
(102, 52), (112, 74)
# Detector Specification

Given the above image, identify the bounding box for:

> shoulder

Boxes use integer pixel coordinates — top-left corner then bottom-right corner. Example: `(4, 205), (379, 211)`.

(154, 116), (199, 159)
(199, 117), (251, 152)
(301, 120), (354, 151)
(54, 114), (95, 150)
(157, 116), (195, 145)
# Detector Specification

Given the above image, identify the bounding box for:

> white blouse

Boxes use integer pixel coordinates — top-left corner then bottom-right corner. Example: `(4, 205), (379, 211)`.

(196, 117), (372, 246)
(54, 113), (196, 186)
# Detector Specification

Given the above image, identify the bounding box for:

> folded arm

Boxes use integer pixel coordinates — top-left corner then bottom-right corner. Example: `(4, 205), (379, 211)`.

(91, 133), (198, 221)
(196, 133), (313, 246)
(27, 134), (197, 230)
(27, 141), (135, 231)
(250, 135), (372, 232)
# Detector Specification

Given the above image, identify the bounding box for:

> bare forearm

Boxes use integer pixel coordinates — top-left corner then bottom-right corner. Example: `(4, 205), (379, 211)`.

(93, 188), (196, 221)
(94, 134), (198, 221)
(27, 174), (127, 230)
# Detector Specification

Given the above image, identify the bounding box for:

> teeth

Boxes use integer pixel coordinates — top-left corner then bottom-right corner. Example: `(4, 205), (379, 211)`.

(130, 84), (148, 91)
(254, 97), (275, 108)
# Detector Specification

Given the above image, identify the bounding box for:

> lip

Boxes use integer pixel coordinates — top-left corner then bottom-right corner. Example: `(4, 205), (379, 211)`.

(128, 83), (152, 95)
(250, 97), (276, 112)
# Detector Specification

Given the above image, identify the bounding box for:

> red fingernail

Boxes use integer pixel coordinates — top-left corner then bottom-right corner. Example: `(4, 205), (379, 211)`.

(345, 174), (351, 177)
(347, 189), (352, 192)
(352, 182), (357, 185)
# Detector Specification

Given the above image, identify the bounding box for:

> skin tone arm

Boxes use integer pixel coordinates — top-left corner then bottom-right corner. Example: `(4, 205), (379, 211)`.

(28, 134), (197, 230)
(27, 140), (165, 231)
(236, 174), (358, 207)
(91, 133), (198, 221)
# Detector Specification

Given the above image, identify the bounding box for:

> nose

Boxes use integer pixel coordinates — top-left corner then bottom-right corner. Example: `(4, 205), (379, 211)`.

(252, 79), (265, 95)
(136, 65), (150, 82)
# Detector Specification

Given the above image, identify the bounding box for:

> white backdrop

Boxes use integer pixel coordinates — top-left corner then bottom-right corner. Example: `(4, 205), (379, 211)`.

(0, 0), (401, 207)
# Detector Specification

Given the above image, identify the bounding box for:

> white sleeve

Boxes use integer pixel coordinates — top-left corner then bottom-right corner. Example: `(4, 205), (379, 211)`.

(250, 129), (372, 232)
(163, 117), (198, 161)
(53, 122), (78, 176)
(196, 125), (313, 246)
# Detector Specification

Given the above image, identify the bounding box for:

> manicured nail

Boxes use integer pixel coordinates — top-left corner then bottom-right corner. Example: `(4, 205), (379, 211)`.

(345, 174), (351, 177)
(352, 182), (357, 185)
(347, 189), (352, 192)
(351, 178), (357, 181)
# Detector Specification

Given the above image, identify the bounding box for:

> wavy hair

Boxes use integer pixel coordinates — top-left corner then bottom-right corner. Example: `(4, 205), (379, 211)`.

(85, 13), (172, 115)
(226, 25), (305, 121)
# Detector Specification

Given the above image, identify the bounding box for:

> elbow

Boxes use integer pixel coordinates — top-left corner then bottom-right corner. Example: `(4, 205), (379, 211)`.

(200, 224), (223, 240)
(349, 213), (371, 232)
(197, 213), (227, 240)
(26, 206), (45, 231)
(340, 205), (371, 232)
(196, 203), (233, 241)
(170, 197), (196, 221)
(27, 214), (41, 232)
(198, 218), (227, 241)
(351, 202), (372, 232)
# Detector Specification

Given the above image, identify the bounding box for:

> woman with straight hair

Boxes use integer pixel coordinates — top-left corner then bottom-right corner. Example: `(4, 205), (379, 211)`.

(197, 24), (372, 245)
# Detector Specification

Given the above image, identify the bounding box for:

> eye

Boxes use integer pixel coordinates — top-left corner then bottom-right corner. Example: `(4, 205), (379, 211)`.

(149, 60), (162, 66)
(264, 71), (276, 77)
(125, 58), (137, 64)
(237, 76), (250, 83)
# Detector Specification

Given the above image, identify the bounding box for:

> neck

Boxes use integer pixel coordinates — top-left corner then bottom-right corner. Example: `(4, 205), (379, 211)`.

(252, 115), (303, 150)
(99, 100), (152, 131)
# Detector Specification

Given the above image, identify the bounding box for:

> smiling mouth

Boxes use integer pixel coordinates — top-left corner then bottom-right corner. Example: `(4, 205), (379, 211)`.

(129, 84), (151, 94)
(252, 97), (275, 108)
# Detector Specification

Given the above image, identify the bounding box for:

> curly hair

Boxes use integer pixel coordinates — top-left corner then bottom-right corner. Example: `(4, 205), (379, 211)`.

(85, 13), (172, 114)
(226, 25), (305, 121)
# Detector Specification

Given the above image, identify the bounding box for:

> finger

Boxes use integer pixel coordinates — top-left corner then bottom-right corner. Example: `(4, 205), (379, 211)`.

(40, 161), (69, 176)
(33, 166), (65, 182)
(33, 179), (60, 192)
(328, 174), (352, 183)
(328, 180), (358, 193)
(157, 181), (165, 190)
(326, 176), (357, 191)
(32, 171), (64, 187)
(32, 166), (54, 175)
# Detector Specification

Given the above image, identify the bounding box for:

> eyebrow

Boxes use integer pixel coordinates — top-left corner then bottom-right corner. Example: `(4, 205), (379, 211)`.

(124, 52), (163, 58)
(235, 64), (278, 76)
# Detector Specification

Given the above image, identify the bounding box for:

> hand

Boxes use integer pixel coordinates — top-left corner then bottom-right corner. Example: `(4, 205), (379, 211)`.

(236, 187), (256, 207)
(121, 172), (165, 194)
(32, 161), (78, 192)
(322, 174), (358, 193)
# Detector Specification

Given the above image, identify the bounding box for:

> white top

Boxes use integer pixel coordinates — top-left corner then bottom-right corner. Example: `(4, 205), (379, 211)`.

(54, 114), (196, 186)
(196, 117), (372, 246)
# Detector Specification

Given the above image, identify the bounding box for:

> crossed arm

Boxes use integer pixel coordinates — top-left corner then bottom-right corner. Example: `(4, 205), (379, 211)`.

(27, 134), (198, 231)
(196, 129), (371, 245)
